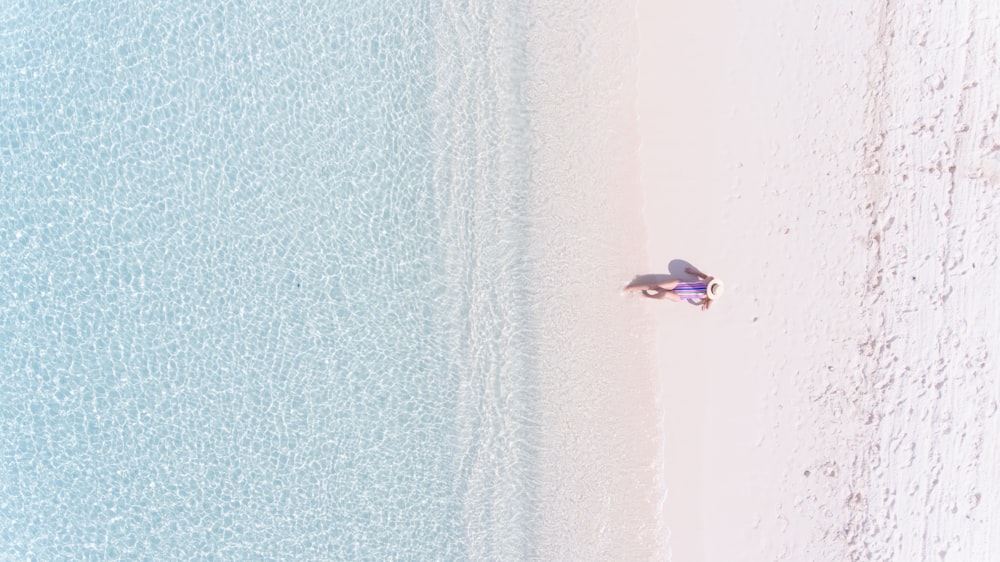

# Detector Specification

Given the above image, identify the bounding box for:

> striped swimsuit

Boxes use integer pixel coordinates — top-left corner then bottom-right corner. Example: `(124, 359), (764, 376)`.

(672, 281), (708, 301)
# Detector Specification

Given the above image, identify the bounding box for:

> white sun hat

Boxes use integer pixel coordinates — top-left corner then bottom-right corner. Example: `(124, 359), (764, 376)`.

(706, 278), (725, 300)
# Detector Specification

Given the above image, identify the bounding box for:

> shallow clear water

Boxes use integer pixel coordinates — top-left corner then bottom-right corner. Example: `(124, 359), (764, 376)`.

(1, 1), (543, 558)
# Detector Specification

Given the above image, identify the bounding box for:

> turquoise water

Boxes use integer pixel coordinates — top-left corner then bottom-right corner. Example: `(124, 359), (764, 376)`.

(1, 1), (541, 558)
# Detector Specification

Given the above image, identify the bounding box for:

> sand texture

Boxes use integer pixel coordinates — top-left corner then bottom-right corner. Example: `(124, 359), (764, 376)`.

(520, 2), (667, 560)
(848, 1), (1000, 559)
(637, 0), (1000, 560)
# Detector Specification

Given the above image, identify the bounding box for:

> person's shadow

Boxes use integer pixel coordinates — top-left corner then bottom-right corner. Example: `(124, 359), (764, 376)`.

(625, 259), (704, 306)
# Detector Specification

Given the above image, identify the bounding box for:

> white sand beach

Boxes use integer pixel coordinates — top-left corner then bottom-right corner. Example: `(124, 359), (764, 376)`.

(636, 0), (1000, 560)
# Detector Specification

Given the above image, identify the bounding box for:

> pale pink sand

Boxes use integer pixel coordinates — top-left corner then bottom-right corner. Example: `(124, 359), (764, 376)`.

(638, 0), (1000, 560)
(636, 0), (873, 558)
(520, 2), (667, 560)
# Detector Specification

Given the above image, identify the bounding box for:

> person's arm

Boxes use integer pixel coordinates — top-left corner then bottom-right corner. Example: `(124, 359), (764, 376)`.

(701, 299), (713, 311)
(685, 267), (709, 280)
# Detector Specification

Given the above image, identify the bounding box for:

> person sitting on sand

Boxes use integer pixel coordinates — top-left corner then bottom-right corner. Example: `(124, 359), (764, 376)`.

(624, 267), (724, 311)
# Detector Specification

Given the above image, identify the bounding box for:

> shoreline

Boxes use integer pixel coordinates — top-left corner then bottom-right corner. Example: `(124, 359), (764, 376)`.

(519, 2), (667, 559)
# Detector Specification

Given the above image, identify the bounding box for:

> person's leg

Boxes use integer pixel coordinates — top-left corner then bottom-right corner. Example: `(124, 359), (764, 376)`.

(625, 279), (679, 293)
(642, 289), (681, 301)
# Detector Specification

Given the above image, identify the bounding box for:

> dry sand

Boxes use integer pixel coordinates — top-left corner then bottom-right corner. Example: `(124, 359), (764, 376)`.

(637, 0), (1000, 560)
